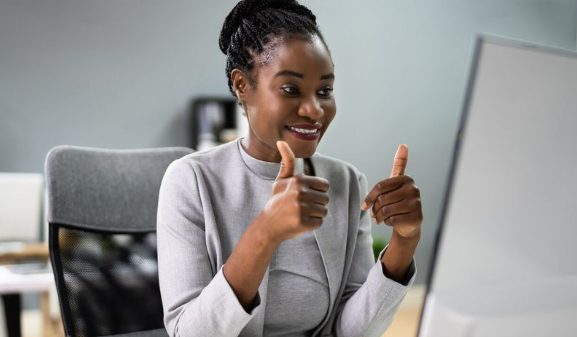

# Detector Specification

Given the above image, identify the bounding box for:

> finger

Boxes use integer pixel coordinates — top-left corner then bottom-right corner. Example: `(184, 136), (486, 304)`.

(370, 185), (414, 214)
(300, 189), (330, 206)
(301, 203), (328, 219)
(361, 175), (413, 211)
(360, 144), (410, 211)
(297, 176), (330, 192)
(302, 215), (323, 229)
(390, 144), (409, 178)
(383, 212), (422, 229)
(372, 181), (420, 213)
(375, 198), (421, 224)
(276, 140), (296, 180)
(382, 213), (412, 227)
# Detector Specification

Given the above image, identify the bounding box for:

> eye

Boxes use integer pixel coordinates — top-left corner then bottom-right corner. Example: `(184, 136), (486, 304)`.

(280, 85), (299, 96)
(317, 86), (334, 98)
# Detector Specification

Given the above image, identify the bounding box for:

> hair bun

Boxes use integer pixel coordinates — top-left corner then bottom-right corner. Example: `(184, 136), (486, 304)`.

(219, 0), (315, 54)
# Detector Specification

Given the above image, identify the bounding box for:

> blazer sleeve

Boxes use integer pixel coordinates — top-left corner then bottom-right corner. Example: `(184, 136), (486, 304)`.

(333, 173), (417, 337)
(156, 159), (260, 337)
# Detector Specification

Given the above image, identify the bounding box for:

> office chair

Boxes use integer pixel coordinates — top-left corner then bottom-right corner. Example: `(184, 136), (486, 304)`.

(44, 146), (193, 337)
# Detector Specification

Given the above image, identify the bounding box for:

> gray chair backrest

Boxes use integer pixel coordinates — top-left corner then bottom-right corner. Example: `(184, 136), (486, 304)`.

(45, 146), (193, 232)
(44, 146), (192, 337)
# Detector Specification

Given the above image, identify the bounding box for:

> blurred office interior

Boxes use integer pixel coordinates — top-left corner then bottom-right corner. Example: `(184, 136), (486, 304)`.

(0, 1), (576, 336)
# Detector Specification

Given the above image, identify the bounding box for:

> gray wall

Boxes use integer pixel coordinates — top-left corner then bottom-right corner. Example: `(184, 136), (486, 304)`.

(1, 0), (576, 284)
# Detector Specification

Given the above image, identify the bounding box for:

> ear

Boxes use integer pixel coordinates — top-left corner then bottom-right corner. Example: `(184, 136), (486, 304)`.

(231, 69), (251, 104)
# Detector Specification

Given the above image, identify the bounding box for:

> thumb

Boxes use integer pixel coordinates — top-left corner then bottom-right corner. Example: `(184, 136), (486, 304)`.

(390, 144), (408, 177)
(276, 140), (296, 180)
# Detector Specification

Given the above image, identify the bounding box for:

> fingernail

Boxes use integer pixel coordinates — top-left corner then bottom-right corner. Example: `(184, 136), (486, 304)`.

(361, 201), (368, 210)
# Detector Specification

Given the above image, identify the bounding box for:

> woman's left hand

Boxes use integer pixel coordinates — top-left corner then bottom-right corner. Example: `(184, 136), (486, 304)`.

(361, 144), (423, 240)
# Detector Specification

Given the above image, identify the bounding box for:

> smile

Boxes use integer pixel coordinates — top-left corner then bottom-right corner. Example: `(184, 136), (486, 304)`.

(288, 126), (319, 134)
(285, 124), (322, 141)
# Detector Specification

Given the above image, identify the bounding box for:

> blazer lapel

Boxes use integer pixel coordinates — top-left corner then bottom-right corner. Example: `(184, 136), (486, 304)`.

(314, 211), (344, 314)
(310, 156), (347, 320)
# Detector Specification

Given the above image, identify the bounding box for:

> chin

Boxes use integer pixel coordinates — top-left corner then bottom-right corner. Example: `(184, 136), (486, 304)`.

(291, 142), (318, 159)
(281, 131), (323, 158)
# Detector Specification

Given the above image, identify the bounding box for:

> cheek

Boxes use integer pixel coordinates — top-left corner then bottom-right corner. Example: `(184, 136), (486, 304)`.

(323, 101), (337, 124)
(262, 99), (297, 127)
(248, 103), (284, 133)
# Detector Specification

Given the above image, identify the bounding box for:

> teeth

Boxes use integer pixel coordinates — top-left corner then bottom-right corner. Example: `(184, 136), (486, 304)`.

(289, 127), (318, 134)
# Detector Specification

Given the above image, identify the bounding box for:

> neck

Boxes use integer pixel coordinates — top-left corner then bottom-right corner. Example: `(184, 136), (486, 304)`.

(241, 137), (282, 163)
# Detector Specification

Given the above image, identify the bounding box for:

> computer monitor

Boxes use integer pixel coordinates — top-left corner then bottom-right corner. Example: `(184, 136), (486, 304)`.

(0, 173), (43, 244)
(418, 36), (577, 337)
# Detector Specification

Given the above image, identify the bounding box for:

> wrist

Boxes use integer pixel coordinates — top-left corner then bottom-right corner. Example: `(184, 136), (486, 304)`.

(250, 213), (283, 248)
(391, 227), (421, 244)
(380, 229), (419, 283)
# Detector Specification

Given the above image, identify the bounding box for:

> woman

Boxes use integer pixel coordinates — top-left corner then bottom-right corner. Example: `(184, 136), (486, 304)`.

(157, 1), (423, 336)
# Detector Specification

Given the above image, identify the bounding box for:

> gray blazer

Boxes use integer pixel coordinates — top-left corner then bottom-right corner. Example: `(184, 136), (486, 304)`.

(157, 140), (414, 337)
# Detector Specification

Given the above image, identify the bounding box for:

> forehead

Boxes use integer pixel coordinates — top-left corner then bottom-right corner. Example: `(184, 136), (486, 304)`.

(255, 35), (334, 78)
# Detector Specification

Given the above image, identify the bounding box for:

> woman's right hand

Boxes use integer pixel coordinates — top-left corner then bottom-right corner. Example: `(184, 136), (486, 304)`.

(259, 140), (330, 244)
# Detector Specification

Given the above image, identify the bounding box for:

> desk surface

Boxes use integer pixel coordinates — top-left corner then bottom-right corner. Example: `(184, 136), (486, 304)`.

(0, 243), (53, 294)
(0, 243), (48, 265)
(0, 265), (54, 294)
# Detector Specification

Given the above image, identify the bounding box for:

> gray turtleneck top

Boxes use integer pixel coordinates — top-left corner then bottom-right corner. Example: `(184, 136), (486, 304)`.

(236, 143), (330, 336)
(157, 138), (415, 337)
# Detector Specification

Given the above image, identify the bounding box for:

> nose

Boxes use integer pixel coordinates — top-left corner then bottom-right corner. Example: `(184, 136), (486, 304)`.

(298, 96), (324, 120)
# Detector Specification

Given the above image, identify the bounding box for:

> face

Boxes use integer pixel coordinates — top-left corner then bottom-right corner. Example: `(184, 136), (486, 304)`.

(234, 34), (336, 162)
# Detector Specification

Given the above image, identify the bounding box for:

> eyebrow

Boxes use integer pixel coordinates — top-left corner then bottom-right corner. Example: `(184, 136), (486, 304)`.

(274, 70), (335, 81)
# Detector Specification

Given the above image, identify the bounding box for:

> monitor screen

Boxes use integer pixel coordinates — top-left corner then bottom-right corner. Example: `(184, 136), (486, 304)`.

(0, 173), (43, 243)
(418, 36), (577, 337)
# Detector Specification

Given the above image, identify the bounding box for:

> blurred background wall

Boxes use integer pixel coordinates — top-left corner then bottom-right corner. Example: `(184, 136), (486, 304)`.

(1, 0), (576, 284)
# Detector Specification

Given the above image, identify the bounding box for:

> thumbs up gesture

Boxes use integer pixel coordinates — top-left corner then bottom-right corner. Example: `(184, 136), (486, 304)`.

(260, 141), (330, 243)
(361, 144), (423, 239)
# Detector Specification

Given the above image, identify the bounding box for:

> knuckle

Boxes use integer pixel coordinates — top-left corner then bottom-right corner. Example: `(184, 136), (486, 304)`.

(381, 206), (389, 217)
(385, 216), (395, 226)
(415, 212), (423, 222)
(294, 201), (304, 214)
(288, 176), (300, 187)
(414, 198), (422, 208)
(297, 186), (306, 198)
(298, 212), (307, 223)
(402, 181), (413, 191)
(309, 218), (321, 229)
(290, 185), (302, 197)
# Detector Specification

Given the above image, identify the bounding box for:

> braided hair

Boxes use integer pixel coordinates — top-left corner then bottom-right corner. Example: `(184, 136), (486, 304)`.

(219, 0), (328, 97)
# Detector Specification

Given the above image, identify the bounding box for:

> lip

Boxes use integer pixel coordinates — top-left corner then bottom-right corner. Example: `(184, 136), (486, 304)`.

(285, 123), (322, 141)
